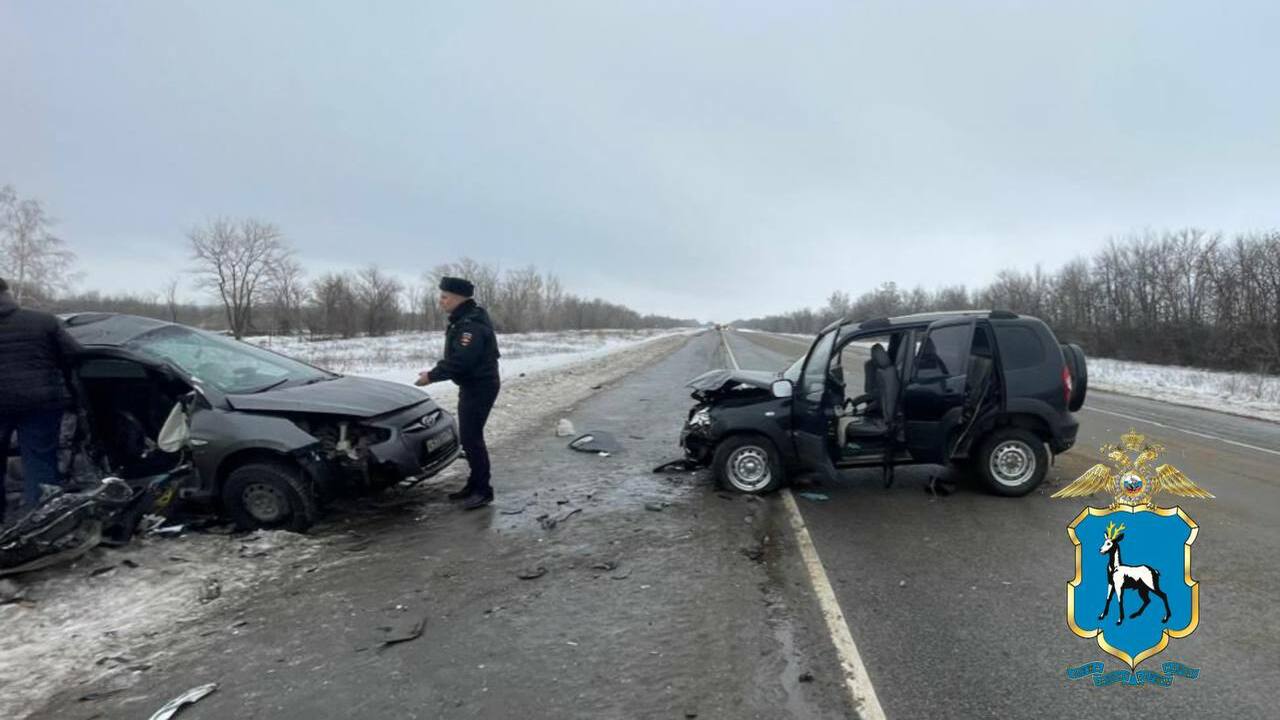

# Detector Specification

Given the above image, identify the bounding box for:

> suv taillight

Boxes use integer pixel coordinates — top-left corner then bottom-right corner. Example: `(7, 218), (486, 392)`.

(1062, 365), (1073, 408)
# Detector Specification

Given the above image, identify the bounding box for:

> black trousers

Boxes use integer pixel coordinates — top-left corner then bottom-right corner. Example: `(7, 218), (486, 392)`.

(457, 381), (500, 497)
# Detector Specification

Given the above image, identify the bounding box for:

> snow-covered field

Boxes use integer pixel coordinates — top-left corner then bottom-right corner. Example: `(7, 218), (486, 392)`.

(1090, 358), (1280, 423)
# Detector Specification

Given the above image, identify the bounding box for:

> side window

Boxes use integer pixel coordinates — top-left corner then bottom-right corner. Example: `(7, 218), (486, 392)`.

(994, 325), (1045, 370)
(914, 325), (971, 380)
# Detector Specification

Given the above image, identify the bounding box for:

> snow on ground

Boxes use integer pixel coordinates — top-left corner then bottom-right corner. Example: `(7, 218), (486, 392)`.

(1090, 357), (1280, 424)
(0, 329), (698, 720)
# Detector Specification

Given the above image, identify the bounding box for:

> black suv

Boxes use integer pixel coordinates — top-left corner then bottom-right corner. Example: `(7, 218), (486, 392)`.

(680, 311), (1087, 496)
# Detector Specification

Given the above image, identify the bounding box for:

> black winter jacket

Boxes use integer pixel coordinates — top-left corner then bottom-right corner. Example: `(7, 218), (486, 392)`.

(0, 291), (83, 414)
(428, 299), (500, 386)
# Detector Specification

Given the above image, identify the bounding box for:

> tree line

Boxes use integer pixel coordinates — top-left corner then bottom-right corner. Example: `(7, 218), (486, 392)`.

(1, 185), (696, 337)
(734, 228), (1280, 374)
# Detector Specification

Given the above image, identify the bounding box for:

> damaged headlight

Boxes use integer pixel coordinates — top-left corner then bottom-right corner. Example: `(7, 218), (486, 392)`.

(688, 407), (711, 428)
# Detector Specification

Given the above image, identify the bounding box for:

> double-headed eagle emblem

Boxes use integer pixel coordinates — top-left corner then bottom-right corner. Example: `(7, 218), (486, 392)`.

(1052, 429), (1213, 507)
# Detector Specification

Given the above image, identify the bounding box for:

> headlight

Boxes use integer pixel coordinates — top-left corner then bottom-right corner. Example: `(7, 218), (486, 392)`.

(689, 407), (711, 428)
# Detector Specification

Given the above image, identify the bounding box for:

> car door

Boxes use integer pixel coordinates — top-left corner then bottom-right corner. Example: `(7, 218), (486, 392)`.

(902, 317), (976, 462)
(791, 326), (841, 479)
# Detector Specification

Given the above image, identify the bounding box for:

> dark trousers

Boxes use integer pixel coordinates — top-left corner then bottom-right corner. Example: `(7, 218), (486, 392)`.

(457, 382), (500, 497)
(0, 408), (64, 518)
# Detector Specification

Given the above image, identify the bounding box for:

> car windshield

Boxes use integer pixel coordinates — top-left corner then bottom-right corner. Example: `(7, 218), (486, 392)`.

(782, 355), (804, 382)
(125, 326), (332, 394)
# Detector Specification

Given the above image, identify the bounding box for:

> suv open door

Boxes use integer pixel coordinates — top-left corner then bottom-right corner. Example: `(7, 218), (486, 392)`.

(791, 325), (841, 481)
(903, 317), (976, 463)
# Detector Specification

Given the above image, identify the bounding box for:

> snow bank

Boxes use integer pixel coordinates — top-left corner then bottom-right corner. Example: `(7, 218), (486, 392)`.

(1090, 358), (1280, 423)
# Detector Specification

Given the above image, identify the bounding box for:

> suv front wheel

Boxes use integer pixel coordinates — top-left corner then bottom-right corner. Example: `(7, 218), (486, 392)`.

(975, 428), (1047, 497)
(713, 434), (784, 494)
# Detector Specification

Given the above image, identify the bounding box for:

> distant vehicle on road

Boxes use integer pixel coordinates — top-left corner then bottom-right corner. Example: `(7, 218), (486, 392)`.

(680, 311), (1087, 496)
(36, 313), (460, 531)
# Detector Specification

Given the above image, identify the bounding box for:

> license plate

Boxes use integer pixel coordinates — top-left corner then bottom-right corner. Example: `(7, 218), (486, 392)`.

(426, 433), (452, 452)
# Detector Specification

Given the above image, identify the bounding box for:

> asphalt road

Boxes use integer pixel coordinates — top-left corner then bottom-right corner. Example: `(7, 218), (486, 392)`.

(724, 329), (1280, 720)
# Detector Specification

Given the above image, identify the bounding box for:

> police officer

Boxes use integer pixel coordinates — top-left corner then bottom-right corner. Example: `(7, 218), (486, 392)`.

(416, 277), (501, 510)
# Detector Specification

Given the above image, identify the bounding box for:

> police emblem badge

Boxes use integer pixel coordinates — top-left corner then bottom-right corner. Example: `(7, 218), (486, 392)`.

(1052, 429), (1212, 686)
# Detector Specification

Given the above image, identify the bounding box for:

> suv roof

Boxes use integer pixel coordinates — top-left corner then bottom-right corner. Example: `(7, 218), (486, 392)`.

(828, 309), (1022, 334)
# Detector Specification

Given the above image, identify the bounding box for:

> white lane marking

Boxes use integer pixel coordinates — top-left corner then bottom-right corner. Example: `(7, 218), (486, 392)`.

(721, 329), (887, 719)
(1081, 405), (1280, 458)
(783, 490), (888, 720)
(720, 328), (740, 370)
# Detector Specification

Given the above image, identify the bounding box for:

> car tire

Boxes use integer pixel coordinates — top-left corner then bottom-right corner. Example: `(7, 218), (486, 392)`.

(975, 428), (1047, 497)
(1062, 343), (1088, 411)
(713, 434), (784, 494)
(222, 462), (319, 532)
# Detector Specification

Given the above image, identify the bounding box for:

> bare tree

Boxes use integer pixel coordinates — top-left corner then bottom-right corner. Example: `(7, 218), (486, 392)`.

(355, 265), (403, 336)
(162, 277), (182, 322)
(188, 218), (291, 338)
(264, 255), (309, 335)
(0, 184), (77, 303)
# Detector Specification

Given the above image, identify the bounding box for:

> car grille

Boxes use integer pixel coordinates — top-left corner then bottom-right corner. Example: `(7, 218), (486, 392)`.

(403, 409), (443, 433)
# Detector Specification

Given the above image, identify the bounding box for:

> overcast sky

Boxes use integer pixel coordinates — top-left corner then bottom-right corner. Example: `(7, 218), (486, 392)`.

(3, 1), (1278, 322)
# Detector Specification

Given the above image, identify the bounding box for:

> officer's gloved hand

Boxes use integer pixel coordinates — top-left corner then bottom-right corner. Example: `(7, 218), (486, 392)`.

(414, 371), (431, 387)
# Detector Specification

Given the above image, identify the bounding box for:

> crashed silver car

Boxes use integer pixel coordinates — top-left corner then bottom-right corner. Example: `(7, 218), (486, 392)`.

(32, 313), (461, 531)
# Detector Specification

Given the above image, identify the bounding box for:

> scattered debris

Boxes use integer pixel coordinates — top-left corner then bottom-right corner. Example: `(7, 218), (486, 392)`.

(740, 545), (765, 564)
(555, 418), (576, 437)
(590, 561), (618, 572)
(652, 459), (701, 473)
(610, 568), (632, 580)
(796, 492), (830, 502)
(799, 672), (815, 683)
(538, 507), (582, 530)
(516, 566), (548, 580)
(147, 682), (217, 720)
(378, 615), (427, 648)
(644, 502), (666, 512)
(198, 577), (222, 604)
(568, 431), (623, 454)
(0, 578), (27, 604)
(899, 580), (907, 588)
(498, 506), (527, 515)
(716, 492), (735, 501)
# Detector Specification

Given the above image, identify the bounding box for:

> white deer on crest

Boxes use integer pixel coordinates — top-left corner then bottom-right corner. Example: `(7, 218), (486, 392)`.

(1097, 521), (1171, 626)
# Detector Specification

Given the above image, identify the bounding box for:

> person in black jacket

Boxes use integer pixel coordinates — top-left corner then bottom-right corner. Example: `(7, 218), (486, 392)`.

(416, 276), (501, 510)
(0, 278), (83, 520)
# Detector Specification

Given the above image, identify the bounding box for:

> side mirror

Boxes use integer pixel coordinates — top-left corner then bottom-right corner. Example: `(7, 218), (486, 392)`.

(771, 379), (794, 399)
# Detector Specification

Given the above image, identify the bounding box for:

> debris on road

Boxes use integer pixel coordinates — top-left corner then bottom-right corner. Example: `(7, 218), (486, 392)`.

(538, 507), (582, 530)
(556, 418), (575, 437)
(148, 682), (217, 720)
(378, 615), (427, 649)
(567, 431), (623, 454)
(652, 459), (701, 473)
(198, 577), (222, 603)
(0, 578), (28, 604)
(516, 565), (548, 580)
(796, 492), (830, 502)
(644, 502), (667, 512)
(899, 580), (908, 588)
(799, 672), (815, 683)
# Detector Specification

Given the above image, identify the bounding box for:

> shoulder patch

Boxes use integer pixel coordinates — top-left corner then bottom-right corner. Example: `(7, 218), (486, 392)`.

(460, 332), (473, 347)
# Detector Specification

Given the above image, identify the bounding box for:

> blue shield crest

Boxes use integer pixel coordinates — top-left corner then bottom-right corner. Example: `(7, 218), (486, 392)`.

(1067, 505), (1199, 668)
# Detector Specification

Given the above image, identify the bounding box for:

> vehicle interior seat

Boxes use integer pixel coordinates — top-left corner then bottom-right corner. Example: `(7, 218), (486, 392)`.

(844, 344), (900, 441)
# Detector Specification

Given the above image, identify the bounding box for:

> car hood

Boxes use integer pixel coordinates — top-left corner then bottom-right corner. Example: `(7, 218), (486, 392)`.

(226, 376), (431, 418)
(686, 369), (778, 392)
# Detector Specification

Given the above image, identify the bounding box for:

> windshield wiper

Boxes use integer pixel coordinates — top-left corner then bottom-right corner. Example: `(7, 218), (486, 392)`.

(250, 378), (292, 394)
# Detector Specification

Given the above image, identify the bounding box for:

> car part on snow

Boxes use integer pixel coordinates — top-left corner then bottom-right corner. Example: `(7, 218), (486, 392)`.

(0, 470), (188, 576)
(147, 682), (218, 720)
(567, 431), (623, 454)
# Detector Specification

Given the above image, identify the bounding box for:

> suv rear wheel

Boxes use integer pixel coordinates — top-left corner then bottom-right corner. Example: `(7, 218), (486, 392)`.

(975, 428), (1047, 497)
(713, 434), (784, 494)
(223, 462), (319, 531)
